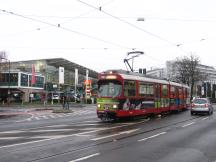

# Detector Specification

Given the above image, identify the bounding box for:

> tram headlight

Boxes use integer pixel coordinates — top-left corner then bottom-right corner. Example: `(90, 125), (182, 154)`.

(97, 104), (101, 108)
(113, 104), (118, 109)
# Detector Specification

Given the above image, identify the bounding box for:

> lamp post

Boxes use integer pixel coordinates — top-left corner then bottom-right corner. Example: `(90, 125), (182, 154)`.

(204, 81), (208, 98)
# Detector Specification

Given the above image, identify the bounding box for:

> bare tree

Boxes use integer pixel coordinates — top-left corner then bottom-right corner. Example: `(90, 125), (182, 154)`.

(172, 55), (204, 101)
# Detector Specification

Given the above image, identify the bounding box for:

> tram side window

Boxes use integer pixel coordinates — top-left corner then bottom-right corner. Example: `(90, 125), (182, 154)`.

(124, 80), (136, 97)
(170, 86), (175, 98)
(139, 82), (154, 97)
(179, 88), (183, 98)
(184, 88), (188, 98)
(162, 85), (168, 97)
(155, 84), (160, 98)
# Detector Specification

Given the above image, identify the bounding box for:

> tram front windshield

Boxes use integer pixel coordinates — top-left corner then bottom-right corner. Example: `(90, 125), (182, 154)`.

(98, 81), (122, 97)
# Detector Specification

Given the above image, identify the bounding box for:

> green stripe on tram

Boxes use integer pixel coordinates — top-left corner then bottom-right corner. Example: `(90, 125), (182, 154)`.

(97, 98), (119, 104)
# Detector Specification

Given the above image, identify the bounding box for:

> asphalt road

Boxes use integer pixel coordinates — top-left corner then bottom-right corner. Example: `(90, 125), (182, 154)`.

(0, 105), (216, 162)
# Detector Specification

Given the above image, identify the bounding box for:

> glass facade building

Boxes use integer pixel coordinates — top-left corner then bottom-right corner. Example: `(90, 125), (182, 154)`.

(0, 58), (98, 103)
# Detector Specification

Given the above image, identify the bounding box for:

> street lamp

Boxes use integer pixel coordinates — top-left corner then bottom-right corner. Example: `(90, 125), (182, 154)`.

(204, 81), (208, 98)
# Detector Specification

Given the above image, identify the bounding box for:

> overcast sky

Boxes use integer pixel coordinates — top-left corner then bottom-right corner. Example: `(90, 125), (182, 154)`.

(1, 0), (216, 72)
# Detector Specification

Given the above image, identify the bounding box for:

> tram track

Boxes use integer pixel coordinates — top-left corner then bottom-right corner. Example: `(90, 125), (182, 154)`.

(17, 113), (211, 162)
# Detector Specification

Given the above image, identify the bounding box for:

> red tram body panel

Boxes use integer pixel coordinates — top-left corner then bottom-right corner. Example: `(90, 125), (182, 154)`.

(96, 70), (190, 120)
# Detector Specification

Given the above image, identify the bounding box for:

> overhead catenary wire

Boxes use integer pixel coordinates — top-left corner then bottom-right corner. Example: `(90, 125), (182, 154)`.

(0, 6), (187, 68)
(0, 1), (115, 38)
(0, 9), (131, 50)
(76, 0), (178, 47)
(0, 8), (174, 67)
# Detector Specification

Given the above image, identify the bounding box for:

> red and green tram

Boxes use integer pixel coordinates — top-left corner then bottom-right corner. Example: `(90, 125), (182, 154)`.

(96, 70), (190, 120)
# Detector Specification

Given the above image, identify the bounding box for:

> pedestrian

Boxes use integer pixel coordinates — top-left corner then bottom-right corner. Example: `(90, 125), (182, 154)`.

(65, 94), (70, 110)
(62, 95), (66, 109)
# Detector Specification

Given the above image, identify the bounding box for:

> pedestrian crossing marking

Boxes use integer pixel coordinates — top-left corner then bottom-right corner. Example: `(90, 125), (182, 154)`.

(16, 109), (95, 122)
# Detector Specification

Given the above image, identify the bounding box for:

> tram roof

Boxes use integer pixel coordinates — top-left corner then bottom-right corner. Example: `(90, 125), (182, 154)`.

(121, 73), (169, 84)
(103, 69), (189, 88)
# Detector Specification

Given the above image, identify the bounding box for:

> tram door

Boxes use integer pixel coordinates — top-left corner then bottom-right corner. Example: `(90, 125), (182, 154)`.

(154, 84), (161, 111)
(175, 87), (180, 111)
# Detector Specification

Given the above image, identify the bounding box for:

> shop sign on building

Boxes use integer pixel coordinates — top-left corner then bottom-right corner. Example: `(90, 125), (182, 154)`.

(59, 67), (64, 84)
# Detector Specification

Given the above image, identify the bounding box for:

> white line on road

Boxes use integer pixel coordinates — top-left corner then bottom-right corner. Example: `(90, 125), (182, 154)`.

(202, 117), (209, 120)
(91, 129), (139, 141)
(0, 138), (54, 149)
(15, 113), (34, 123)
(35, 117), (40, 120)
(138, 132), (167, 142)
(0, 137), (22, 140)
(28, 129), (73, 133)
(182, 122), (195, 128)
(69, 153), (100, 162)
(45, 124), (70, 128)
(74, 123), (101, 126)
(81, 120), (99, 123)
(49, 115), (56, 118)
(0, 130), (24, 134)
(0, 129), (106, 149)
(0, 122), (141, 149)
(30, 135), (66, 139)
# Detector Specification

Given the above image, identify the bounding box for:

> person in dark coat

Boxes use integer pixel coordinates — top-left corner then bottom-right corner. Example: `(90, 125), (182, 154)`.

(62, 95), (65, 109)
(65, 94), (70, 109)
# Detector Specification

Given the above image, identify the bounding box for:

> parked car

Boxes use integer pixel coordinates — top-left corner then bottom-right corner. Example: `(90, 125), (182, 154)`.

(52, 94), (60, 100)
(191, 98), (213, 115)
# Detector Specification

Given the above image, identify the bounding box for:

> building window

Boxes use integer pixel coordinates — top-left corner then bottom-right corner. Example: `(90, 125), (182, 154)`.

(21, 73), (28, 87)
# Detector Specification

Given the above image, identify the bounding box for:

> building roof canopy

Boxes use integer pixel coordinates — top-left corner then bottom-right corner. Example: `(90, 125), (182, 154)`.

(46, 58), (98, 78)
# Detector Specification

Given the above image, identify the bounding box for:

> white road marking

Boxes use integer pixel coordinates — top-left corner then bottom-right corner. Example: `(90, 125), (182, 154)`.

(41, 115), (49, 119)
(15, 113), (34, 123)
(79, 128), (104, 131)
(91, 129), (139, 141)
(30, 135), (66, 139)
(74, 123), (101, 126)
(49, 115), (56, 118)
(202, 117), (209, 120)
(69, 153), (100, 162)
(0, 138), (56, 149)
(0, 130), (24, 134)
(45, 124), (70, 128)
(29, 129), (73, 133)
(182, 122), (195, 128)
(81, 120), (100, 123)
(0, 129), (106, 149)
(74, 134), (92, 137)
(0, 122), (140, 149)
(35, 117), (40, 120)
(0, 137), (22, 140)
(122, 118), (150, 125)
(138, 132), (167, 142)
(55, 114), (63, 117)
